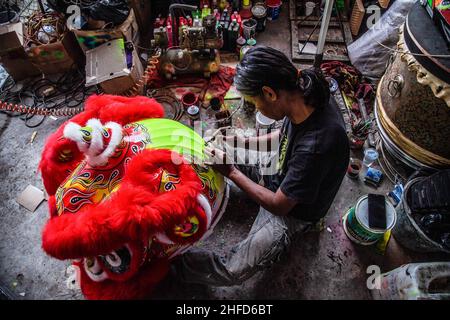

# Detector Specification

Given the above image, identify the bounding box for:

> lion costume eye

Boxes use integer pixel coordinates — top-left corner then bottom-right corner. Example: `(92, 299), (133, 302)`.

(98, 246), (132, 274)
(84, 257), (108, 282)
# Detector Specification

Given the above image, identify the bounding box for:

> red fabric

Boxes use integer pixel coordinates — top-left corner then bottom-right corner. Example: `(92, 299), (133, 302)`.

(147, 66), (236, 103)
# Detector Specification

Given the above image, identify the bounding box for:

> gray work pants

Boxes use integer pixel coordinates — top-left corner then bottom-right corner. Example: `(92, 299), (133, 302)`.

(174, 165), (314, 287)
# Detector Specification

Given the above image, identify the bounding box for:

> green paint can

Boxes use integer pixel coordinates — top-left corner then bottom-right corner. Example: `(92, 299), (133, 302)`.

(343, 195), (397, 245)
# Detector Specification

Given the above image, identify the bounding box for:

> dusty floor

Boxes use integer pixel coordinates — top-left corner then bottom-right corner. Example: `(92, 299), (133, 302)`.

(1, 3), (449, 300)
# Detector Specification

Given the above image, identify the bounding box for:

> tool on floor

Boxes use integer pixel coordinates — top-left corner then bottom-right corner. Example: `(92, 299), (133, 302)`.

(364, 167), (383, 188)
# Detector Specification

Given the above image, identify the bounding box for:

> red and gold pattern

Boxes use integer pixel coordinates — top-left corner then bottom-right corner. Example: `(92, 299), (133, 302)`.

(55, 123), (151, 216)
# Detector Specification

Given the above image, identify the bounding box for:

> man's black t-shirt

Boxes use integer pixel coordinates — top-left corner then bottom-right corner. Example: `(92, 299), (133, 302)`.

(266, 97), (350, 222)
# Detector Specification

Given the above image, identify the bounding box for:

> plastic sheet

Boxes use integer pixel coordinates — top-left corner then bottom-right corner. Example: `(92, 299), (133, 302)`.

(47, 0), (130, 27)
(347, 0), (417, 83)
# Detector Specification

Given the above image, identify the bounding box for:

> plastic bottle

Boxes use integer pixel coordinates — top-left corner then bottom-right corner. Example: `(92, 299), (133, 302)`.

(227, 18), (240, 52)
(202, 5), (211, 18)
(193, 9), (202, 19)
(154, 17), (162, 28)
(213, 8), (221, 21)
(166, 14), (172, 28)
(231, 11), (242, 25)
(371, 262), (450, 300)
(186, 15), (193, 26)
(221, 8), (230, 22)
(166, 23), (173, 47)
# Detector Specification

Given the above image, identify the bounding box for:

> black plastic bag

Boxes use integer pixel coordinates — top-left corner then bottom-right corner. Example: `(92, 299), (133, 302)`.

(46, 0), (130, 27)
(84, 0), (130, 26)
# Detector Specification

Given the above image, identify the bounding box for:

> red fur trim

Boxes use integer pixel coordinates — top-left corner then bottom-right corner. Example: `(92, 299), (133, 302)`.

(74, 257), (170, 300)
(42, 149), (204, 260)
(39, 94), (165, 196)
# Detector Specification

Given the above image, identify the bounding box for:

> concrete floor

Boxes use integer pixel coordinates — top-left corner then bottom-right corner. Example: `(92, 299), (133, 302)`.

(1, 3), (449, 300)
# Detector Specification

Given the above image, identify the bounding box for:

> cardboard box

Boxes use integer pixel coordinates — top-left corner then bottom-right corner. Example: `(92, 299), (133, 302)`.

(0, 22), (40, 80)
(26, 31), (85, 75)
(85, 38), (143, 95)
(72, 9), (140, 53)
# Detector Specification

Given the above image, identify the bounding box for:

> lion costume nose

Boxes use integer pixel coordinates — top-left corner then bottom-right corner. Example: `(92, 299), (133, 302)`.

(63, 119), (123, 167)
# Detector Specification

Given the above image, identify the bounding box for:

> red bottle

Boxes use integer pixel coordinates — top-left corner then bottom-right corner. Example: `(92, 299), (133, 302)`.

(166, 23), (173, 47)
(186, 15), (193, 26)
(231, 11), (242, 35)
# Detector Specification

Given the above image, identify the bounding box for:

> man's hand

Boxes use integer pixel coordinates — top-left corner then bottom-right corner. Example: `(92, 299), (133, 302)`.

(204, 146), (237, 178)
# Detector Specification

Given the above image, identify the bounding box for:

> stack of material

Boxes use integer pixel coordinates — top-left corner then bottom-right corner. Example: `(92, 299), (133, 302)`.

(85, 38), (143, 95)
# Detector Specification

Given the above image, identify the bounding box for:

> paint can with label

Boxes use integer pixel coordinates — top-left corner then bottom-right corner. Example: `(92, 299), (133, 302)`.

(251, 4), (267, 32)
(342, 195), (397, 245)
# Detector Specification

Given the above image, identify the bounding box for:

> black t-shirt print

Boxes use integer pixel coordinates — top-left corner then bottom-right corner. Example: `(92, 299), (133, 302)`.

(267, 97), (350, 222)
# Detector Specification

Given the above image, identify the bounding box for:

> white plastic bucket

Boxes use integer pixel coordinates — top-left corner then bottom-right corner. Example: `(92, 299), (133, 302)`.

(305, 2), (316, 16)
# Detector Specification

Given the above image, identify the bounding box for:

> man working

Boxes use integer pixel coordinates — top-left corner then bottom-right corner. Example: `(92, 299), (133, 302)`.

(173, 46), (350, 286)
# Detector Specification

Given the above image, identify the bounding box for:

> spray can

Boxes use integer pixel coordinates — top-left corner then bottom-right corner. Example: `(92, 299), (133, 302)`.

(166, 14), (172, 28)
(231, 11), (243, 35)
(213, 8), (221, 21)
(232, 0), (241, 11)
(166, 23), (173, 47)
(193, 8), (202, 19)
(154, 16), (163, 28)
(221, 8), (230, 22)
(202, 5), (211, 18)
(186, 15), (193, 26)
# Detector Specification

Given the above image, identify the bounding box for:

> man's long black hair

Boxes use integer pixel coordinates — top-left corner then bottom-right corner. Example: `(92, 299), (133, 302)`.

(234, 46), (330, 109)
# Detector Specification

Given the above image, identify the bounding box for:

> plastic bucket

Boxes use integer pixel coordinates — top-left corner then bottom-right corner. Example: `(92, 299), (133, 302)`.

(0, 10), (19, 25)
(251, 4), (267, 32)
(267, 5), (282, 21)
(343, 195), (397, 245)
(305, 2), (316, 16)
(392, 177), (450, 253)
(242, 18), (257, 40)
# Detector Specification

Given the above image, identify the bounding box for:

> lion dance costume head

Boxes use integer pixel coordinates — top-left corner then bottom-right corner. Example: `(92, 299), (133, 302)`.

(39, 95), (228, 299)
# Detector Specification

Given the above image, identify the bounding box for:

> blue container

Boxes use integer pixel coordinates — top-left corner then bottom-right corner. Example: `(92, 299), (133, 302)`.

(267, 5), (281, 21)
